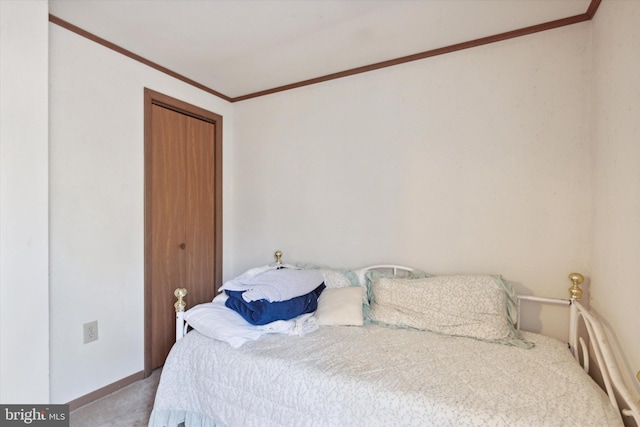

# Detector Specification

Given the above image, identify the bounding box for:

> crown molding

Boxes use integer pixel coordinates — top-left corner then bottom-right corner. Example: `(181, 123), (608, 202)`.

(49, 0), (601, 103)
(48, 14), (233, 102)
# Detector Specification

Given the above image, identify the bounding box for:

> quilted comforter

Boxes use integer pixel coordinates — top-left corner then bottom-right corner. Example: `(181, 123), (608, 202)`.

(149, 325), (622, 427)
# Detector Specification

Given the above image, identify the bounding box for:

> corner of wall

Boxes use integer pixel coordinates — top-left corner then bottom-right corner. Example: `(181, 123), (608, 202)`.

(0, 0), (51, 403)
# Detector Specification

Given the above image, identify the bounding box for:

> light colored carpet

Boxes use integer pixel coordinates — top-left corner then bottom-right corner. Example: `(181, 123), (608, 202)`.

(69, 369), (161, 427)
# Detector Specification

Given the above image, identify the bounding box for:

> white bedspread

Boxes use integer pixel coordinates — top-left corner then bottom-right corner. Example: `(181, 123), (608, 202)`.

(149, 325), (622, 427)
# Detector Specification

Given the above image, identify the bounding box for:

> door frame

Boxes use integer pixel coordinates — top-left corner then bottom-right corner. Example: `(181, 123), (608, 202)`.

(143, 88), (223, 376)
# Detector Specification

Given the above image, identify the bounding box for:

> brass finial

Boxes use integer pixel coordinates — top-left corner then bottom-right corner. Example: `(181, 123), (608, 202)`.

(274, 250), (283, 264)
(568, 273), (584, 300)
(174, 288), (187, 313)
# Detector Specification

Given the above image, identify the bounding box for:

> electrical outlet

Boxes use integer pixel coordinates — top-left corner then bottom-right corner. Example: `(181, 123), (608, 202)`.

(83, 320), (98, 344)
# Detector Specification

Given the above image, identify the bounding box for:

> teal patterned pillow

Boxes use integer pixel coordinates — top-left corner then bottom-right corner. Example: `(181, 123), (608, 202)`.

(364, 268), (432, 305)
(294, 263), (360, 288)
(368, 275), (533, 348)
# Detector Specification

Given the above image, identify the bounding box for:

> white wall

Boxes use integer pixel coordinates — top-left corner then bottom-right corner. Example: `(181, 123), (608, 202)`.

(590, 0), (640, 393)
(232, 23), (592, 340)
(48, 25), (234, 403)
(0, 1), (50, 403)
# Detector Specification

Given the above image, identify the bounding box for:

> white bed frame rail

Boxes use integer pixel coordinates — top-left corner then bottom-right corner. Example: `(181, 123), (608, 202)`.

(517, 273), (639, 424)
(174, 288), (188, 341)
(173, 254), (640, 425)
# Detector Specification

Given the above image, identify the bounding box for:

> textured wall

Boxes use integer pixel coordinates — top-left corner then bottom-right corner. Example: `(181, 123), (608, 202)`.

(232, 24), (592, 342)
(590, 0), (640, 395)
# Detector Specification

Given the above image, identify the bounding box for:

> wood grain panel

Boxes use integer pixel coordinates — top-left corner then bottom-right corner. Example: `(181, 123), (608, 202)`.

(150, 104), (187, 369)
(185, 116), (217, 306)
(144, 88), (223, 377)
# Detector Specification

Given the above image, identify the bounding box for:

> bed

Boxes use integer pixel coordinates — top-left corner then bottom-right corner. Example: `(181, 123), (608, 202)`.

(149, 252), (640, 427)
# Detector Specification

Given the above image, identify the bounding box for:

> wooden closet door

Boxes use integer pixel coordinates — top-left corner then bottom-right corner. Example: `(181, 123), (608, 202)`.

(145, 88), (222, 376)
(184, 116), (217, 306)
(149, 104), (188, 369)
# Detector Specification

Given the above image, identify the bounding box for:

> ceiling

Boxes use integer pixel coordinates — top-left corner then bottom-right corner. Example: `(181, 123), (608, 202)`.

(49, 0), (592, 101)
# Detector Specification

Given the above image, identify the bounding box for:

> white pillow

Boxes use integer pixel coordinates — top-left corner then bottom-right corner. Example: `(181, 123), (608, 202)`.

(184, 294), (321, 347)
(183, 294), (264, 348)
(314, 287), (364, 326)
